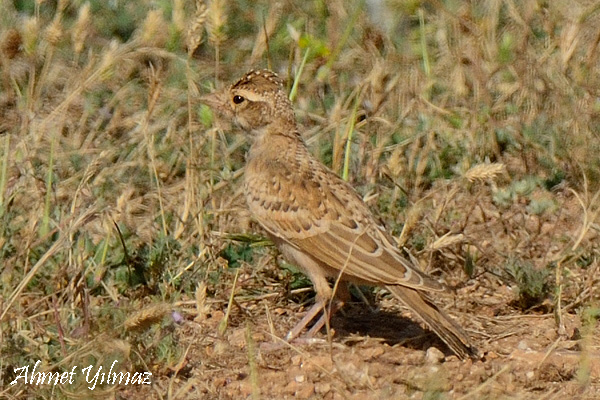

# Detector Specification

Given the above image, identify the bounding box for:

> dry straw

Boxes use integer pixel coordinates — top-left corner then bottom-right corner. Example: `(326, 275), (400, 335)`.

(206, 0), (227, 78)
(1, 29), (22, 59)
(464, 162), (506, 182)
(71, 2), (90, 55)
(45, 18), (62, 46)
(45, 0), (68, 46)
(397, 202), (424, 247)
(194, 281), (211, 321)
(23, 16), (40, 55)
(206, 0), (227, 46)
(249, 2), (283, 65)
(172, 0), (186, 33)
(429, 232), (465, 251)
(124, 303), (171, 332)
(187, 0), (208, 56)
(141, 9), (168, 48)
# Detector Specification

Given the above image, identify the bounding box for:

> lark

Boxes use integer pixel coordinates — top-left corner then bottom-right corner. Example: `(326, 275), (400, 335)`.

(201, 69), (476, 359)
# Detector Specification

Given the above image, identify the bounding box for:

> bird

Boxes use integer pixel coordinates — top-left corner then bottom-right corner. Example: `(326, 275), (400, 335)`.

(200, 69), (476, 359)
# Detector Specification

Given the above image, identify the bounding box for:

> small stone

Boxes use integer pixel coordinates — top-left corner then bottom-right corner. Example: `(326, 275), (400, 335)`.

(517, 340), (530, 350)
(301, 355), (333, 372)
(295, 374), (305, 383)
(285, 380), (315, 399)
(526, 371), (535, 380)
(295, 382), (315, 399)
(284, 380), (299, 394)
(228, 328), (246, 348)
(291, 354), (302, 366)
(425, 347), (445, 364)
(315, 382), (331, 394)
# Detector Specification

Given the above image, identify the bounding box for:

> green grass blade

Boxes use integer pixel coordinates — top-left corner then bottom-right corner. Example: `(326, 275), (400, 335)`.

(0, 134), (9, 218)
(289, 47), (310, 102)
(342, 90), (362, 181)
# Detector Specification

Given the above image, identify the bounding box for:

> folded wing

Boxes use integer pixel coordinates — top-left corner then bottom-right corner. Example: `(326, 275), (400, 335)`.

(245, 153), (444, 292)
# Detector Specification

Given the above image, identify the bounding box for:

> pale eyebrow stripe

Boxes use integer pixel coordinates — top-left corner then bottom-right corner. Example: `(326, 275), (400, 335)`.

(234, 89), (266, 102)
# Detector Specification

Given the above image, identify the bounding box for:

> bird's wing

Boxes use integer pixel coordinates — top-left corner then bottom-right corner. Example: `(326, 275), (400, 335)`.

(245, 154), (444, 292)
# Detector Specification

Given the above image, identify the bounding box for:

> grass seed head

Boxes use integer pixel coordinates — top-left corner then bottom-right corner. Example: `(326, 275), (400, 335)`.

(124, 303), (171, 332)
(186, 0), (208, 56)
(72, 2), (91, 54)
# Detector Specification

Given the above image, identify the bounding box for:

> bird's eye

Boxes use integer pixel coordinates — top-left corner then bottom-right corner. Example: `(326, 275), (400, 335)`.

(233, 95), (245, 104)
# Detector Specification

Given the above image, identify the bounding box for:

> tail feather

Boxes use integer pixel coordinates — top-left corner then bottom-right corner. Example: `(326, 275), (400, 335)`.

(386, 285), (477, 359)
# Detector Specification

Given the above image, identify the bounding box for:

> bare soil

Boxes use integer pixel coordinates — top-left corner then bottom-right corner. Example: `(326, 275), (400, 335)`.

(118, 280), (599, 399)
(116, 175), (600, 400)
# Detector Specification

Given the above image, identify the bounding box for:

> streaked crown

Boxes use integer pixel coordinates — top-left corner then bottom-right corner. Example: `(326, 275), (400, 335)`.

(231, 69), (284, 93)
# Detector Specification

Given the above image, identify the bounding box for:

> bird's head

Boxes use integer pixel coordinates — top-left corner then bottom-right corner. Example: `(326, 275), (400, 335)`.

(200, 69), (295, 135)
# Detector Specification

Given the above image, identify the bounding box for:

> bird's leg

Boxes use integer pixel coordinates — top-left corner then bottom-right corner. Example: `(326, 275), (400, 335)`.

(275, 243), (351, 343)
(285, 298), (327, 341)
(285, 282), (350, 341)
(305, 283), (350, 337)
(284, 270), (332, 342)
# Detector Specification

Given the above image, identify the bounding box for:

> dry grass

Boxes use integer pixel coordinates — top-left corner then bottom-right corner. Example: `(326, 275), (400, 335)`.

(1, 0), (600, 399)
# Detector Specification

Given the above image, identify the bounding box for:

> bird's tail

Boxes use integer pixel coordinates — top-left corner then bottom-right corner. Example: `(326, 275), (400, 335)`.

(386, 285), (477, 359)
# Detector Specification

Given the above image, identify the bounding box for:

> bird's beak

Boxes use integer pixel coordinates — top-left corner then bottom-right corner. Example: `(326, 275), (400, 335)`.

(199, 91), (232, 117)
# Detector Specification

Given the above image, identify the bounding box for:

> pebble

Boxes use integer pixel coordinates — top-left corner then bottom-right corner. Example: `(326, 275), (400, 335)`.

(425, 347), (445, 364)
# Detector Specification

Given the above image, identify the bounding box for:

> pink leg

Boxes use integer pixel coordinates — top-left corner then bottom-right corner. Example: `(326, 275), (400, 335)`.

(305, 298), (344, 337)
(273, 242), (351, 343)
(285, 298), (327, 341)
(286, 282), (351, 340)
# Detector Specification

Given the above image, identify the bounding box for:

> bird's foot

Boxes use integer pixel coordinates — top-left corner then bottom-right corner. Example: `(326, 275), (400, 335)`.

(260, 298), (344, 351)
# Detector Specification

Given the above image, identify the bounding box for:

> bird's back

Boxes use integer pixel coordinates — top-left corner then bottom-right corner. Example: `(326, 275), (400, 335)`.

(244, 132), (445, 292)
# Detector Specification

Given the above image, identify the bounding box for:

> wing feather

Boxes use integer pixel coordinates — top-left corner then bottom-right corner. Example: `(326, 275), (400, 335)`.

(245, 146), (444, 292)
